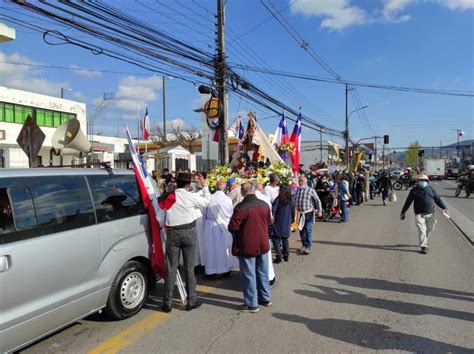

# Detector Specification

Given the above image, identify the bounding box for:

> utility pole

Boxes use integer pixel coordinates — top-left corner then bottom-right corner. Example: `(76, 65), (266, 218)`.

(162, 76), (167, 141)
(374, 136), (377, 171)
(216, 0), (228, 165)
(319, 129), (323, 162)
(345, 83), (349, 170)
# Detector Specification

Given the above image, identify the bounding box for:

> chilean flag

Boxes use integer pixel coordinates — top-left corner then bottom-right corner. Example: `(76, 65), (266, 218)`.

(274, 112), (289, 145)
(125, 125), (166, 277)
(289, 113), (302, 173)
(143, 106), (150, 140)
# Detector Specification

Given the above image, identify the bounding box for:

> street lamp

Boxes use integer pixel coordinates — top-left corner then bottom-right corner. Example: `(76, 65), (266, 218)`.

(60, 87), (72, 98)
(345, 105), (368, 169)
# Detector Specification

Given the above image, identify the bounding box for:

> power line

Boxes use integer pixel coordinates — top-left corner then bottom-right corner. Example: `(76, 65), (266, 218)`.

(230, 64), (474, 97)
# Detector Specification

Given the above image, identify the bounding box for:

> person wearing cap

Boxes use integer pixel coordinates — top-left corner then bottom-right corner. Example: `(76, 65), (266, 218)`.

(226, 177), (243, 207)
(161, 173), (211, 313)
(400, 174), (448, 254)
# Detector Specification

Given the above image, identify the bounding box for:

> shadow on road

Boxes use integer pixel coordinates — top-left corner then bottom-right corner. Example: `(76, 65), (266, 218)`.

(315, 240), (420, 253)
(294, 285), (474, 322)
(316, 275), (474, 302)
(272, 314), (473, 352)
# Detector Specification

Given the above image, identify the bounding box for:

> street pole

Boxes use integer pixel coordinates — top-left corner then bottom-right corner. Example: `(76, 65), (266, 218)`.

(345, 83), (349, 170)
(382, 143), (385, 170)
(319, 129), (323, 162)
(162, 76), (167, 141)
(216, 0), (228, 165)
(457, 129), (460, 158)
(374, 137), (377, 171)
(61, 88), (64, 99)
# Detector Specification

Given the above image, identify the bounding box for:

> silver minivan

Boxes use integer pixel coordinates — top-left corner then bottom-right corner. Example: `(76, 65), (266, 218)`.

(0, 168), (154, 352)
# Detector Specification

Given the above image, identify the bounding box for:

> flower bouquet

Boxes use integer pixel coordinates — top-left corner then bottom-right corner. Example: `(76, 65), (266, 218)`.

(206, 162), (293, 191)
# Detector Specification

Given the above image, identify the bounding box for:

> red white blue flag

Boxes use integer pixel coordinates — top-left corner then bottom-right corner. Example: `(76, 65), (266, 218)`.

(125, 125), (166, 277)
(274, 111), (289, 145)
(289, 113), (302, 173)
(143, 106), (150, 140)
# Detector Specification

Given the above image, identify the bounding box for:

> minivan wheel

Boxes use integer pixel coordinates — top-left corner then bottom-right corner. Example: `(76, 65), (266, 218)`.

(105, 261), (148, 320)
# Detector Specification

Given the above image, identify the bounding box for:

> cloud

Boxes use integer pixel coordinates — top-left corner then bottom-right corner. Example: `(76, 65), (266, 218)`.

(69, 64), (103, 78)
(291, 0), (367, 30)
(113, 75), (163, 111)
(441, 0), (474, 10)
(0, 51), (68, 96)
(382, 0), (412, 23)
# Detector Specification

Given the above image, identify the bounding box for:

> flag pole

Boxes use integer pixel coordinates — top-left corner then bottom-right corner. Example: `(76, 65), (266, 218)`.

(137, 104), (140, 154)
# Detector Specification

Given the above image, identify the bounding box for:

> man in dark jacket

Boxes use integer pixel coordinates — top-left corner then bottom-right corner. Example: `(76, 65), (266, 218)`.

(228, 182), (272, 313)
(400, 174), (448, 254)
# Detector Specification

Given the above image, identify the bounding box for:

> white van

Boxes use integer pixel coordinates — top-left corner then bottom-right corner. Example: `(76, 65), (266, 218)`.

(0, 168), (154, 352)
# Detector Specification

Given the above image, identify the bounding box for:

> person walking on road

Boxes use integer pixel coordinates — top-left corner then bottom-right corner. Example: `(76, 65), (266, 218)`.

(293, 175), (322, 254)
(271, 184), (295, 263)
(204, 180), (238, 279)
(228, 183), (273, 313)
(400, 174), (448, 254)
(338, 174), (350, 223)
(161, 173), (211, 313)
(378, 172), (392, 206)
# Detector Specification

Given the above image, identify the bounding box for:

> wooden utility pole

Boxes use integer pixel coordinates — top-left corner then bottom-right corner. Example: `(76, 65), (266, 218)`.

(216, 0), (228, 165)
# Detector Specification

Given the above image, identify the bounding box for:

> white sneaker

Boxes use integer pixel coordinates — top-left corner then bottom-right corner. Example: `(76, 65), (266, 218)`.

(303, 248), (311, 255)
(299, 246), (306, 253)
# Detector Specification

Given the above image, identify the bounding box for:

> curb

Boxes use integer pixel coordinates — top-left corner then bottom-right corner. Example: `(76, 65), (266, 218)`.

(441, 198), (474, 246)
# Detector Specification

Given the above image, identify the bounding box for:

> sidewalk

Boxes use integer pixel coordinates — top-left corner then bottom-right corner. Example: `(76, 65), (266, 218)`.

(441, 198), (474, 245)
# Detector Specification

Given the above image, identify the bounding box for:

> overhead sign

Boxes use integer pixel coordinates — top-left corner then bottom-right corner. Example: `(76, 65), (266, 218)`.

(16, 115), (46, 167)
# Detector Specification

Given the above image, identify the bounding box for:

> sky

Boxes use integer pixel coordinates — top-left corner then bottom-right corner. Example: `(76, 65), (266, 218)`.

(0, 0), (473, 150)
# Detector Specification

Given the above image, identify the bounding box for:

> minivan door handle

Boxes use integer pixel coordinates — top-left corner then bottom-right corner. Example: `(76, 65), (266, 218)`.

(0, 255), (12, 273)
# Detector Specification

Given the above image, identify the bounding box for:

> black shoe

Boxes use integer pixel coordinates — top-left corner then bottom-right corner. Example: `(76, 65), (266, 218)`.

(161, 304), (172, 313)
(283, 256), (289, 262)
(270, 278), (276, 287)
(273, 257), (282, 264)
(421, 247), (428, 254)
(224, 271), (232, 278)
(186, 301), (202, 311)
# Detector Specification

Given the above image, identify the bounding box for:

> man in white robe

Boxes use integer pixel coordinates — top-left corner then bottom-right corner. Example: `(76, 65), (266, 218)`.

(204, 181), (238, 276)
(251, 180), (276, 285)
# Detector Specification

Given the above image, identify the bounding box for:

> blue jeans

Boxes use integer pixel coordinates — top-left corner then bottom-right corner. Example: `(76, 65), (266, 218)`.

(238, 255), (271, 308)
(299, 212), (314, 249)
(340, 199), (349, 222)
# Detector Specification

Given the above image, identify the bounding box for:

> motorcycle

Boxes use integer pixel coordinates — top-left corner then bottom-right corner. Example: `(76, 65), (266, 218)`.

(455, 175), (472, 198)
(393, 174), (416, 191)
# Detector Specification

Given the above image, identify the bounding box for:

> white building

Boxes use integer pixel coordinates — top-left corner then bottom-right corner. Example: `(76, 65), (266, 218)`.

(0, 86), (134, 168)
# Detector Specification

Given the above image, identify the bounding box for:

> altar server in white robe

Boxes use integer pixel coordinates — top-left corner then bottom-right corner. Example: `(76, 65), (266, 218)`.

(204, 181), (238, 276)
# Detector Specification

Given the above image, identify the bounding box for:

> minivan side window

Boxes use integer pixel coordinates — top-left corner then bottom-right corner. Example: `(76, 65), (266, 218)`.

(0, 176), (95, 244)
(87, 175), (144, 223)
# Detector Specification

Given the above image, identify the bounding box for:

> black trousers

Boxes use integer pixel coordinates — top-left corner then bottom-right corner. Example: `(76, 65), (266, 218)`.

(272, 236), (289, 259)
(163, 226), (197, 306)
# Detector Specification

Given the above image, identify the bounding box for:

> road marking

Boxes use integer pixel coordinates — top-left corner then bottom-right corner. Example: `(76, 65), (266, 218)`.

(88, 284), (215, 354)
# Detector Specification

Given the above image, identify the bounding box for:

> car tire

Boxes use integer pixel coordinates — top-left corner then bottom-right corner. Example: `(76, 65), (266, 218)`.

(105, 261), (149, 320)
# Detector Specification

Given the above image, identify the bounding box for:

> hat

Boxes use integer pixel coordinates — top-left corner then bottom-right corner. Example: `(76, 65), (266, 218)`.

(176, 173), (193, 183)
(417, 174), (429, 181)
(226, 177), (236, 187)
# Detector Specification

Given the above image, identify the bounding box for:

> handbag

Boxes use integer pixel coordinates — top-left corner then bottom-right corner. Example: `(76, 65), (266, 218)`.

(389, 191), (397, 202)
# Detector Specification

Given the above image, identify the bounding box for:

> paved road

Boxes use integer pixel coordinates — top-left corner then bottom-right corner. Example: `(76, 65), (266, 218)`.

(22, 191), (474, 353)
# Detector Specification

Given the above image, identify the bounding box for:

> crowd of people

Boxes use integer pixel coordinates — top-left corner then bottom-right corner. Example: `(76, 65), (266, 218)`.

(150, 164), (407, 314)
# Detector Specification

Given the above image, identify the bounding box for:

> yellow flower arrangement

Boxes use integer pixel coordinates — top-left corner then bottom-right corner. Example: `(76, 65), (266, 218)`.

(205, 162), (293, 190)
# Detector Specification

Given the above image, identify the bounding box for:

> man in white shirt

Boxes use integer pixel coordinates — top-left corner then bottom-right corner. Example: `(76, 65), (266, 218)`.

(162, 173), (211, 313)
(263, 173), (280, 203)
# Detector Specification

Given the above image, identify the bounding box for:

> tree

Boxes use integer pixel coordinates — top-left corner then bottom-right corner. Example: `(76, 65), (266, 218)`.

(405, 140), (421, 167)
(172, 125), (202, 153)
(150, 124), (172, 148)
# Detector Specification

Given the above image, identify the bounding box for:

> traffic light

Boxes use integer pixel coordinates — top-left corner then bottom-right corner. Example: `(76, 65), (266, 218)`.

(383, 135), (389, 144)
(418, 149), (425, 157)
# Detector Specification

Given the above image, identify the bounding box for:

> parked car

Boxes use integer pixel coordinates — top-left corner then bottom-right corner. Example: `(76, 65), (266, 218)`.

(0, 168), (154, 353)
(388, 167), (403, 179)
